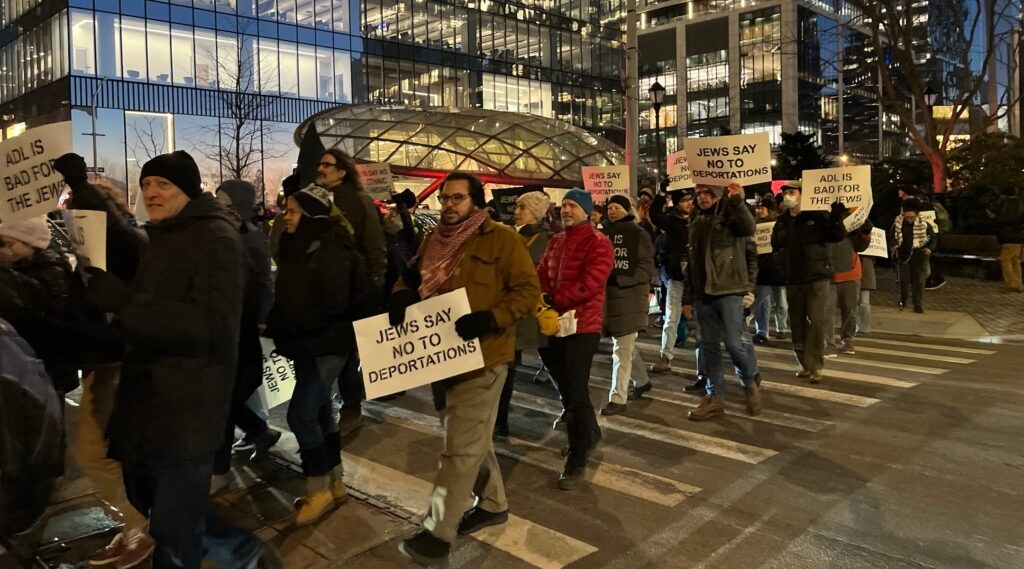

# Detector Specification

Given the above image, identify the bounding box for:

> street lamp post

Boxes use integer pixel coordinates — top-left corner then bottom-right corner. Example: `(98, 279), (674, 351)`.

(648, 81), (666, 188)
(82, 77), (110, 180)
(923, 85), (938, 113)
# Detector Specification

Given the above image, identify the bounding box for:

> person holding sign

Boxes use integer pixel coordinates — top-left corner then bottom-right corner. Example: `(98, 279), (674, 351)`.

(600, 195), (655, 416)
(890, 198), (938, 313)
(649, 189), (695, 373)
(753, 196), (787, 344)
(537, 188), (614, 490)
(771, 181), (848, 383)
(388, 172), (539, 567)
(681, 183), (762, 421)
(263, 184), (360, 525)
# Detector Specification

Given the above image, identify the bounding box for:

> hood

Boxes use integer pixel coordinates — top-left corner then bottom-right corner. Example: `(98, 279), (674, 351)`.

(216, 180), (257, 221)
(146, 193), (237, 233)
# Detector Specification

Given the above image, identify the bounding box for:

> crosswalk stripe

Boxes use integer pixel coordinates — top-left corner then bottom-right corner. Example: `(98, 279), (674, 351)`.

(759, 381), (880, 407)
(363, 402), (702, 507)
(512, 392), (779, 464)
(754, 345), (948, 375)
(851, 346), (976, 364)
(857, 336), (996, 355)
(587, 372), (833, 433)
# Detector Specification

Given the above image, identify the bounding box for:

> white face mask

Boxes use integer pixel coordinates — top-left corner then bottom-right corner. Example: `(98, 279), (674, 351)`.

(781, 195), (799, 209)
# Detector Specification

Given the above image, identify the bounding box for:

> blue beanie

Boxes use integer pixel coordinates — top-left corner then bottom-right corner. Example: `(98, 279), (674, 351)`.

(563, 188), (594, 216)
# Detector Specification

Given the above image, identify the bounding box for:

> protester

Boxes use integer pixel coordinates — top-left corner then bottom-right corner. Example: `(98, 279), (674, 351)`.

(899, 186), (946, 290)
(590, 203), (605, 228)
(995, 188), (1024, 293)
(771, 181), (847, 383)
(211, 181), (279, 494)
(832, 217), (873, 355)
(891, 198), (937, 313)
(637, 186), (658, 239)
(680, 183), (761, 421)
(316, 150), (386, 436)
(752, 196), (786, 344)
(387, 172), (539, 566)
(383, 188), (423, 294)
(856, 251), (876, 335)
(649, 189), (694, 373)
(75, 150), (244, 569)
(601, 194), (655, 415)
(537, 188), (613, 489)
(495, 190), (553, 441)
(263, 185), (358, 525)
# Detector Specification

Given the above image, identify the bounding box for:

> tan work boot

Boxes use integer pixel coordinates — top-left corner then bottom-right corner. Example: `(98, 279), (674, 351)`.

(294, 475), (337, 526)
(744, 383), (762, 416)
(651, 356), (673, 373)
(688, 395), (725, 421)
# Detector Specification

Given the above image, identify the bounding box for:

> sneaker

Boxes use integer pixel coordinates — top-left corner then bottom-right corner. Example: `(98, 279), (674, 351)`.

(251, 428), (282, 461)
(457, 507), (509, 535)
(824, 347), (839, 359)
(753, 334), (768, 345)
(294, 489), (337, 526)
(627, 381), (653, 400)
(796, 369), (812, 379)
(925, 279), (946, 291)
(807, 370), (823, 384)
(687, 396), (725, 421)
(231, 437), (256, 453)
(558, 465), (585, 491)
(840, 342), (856, 355)
(684, 376), (708, 393)
(773, 331), (787, 339)
(744, 383), (762, 416)
(338, 407), (364, 438)
(113, 529), (156, 569)
(651, 356), (673, 373)
(601, 402), (627, 416)
(399, 530), (450, 566)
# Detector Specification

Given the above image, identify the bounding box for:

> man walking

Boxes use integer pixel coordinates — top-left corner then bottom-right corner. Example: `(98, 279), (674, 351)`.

(681, 183), (761, 421)
(772, 181), (847, 383)
(649, 189), (694, 372)
(891, 198), (937, 313)
(389, 173), (539, 566)
(537, 189), (614, 489)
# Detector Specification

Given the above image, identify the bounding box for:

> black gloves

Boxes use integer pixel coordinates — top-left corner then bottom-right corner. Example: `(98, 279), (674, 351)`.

(54, 153), (89, 184)
(859, 219), (874, 234)
(388, 289), (420, 326)
(81, 267), (129, 313)
(455, 310), (498, 340)
(830, 201), (848, 219)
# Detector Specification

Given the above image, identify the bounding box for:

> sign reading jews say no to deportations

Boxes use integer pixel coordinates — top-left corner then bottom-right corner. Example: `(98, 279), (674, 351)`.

(582, 165), (630, 202)
(683, 133), (772, 186)
(755, 221), (775, 255)
(666, 150), (695, 190)
(353, 288), (486, 400)
(799, 165), (872, 211)
(0, 121), (73, 224)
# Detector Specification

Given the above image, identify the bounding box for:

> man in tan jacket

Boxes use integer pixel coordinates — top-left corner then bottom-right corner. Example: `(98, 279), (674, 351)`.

(388, 172), (540, 566)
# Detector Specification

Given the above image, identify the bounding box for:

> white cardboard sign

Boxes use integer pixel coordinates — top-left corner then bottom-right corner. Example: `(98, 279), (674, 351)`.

(355, 162), (395, 201)
(581, 165), (630, 202)
(666, 150), (695, 190)
(0, 122), (73, 223)
(683, 133), (772, 186)
(800, 165), (872, 212)
(755, 221), (775, 255)
(258, 338), (297, 410)
(354, 288), (485, 400)
(61, 209), (107, 271)
(863, 227), (889, 258)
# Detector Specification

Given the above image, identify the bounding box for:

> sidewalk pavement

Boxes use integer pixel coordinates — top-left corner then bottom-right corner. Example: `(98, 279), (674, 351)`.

(870, 271), (1024, 342)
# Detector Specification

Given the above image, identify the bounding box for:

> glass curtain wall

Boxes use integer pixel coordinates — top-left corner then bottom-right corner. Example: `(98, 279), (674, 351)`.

(0, 10), (68, 105)
(685, 18), (730, 138)
(739, 7), (782, 145)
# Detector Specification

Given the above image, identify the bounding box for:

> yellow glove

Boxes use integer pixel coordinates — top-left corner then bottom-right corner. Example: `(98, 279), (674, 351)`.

(536, 298), (559, 336)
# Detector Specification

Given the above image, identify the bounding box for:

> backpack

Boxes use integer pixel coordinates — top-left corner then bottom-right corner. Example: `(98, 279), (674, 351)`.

(0, 318), (63, 535)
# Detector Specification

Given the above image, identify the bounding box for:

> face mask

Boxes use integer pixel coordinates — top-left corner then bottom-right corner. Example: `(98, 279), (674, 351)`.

(782, 195), (798, 209)
(384, 216), (403, 235)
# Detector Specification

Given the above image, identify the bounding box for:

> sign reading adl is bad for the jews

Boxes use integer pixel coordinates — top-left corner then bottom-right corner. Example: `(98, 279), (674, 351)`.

(354, 288), (485, 400)
(582, 165), (630, 202)
(666, 150), (695, 190)
(0, 121), (73, 224)
(800, 165), (872, 212)
(355, 162), (395, 201)
(683, 133), (772, 186)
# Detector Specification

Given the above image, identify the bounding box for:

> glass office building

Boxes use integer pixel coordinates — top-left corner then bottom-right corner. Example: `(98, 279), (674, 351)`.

(0, 0), (627, 205)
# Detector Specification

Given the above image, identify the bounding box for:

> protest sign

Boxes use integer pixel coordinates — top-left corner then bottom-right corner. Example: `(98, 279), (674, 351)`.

(863, 227), (889, 258)
(666, 150), (695, 190)
(603, 224), (640, 276)
(61, 210), (107, 271)
(800, 165), (872, 212)
(755, 221), (775, 255)
(0, 122), (73, 224)
(582, 165), (630, 202)
(918, 210), (940, 232)
(683, 133), (772, 186)
(258, 338), (297, 410)
(354, 288), (485, 400)
(355, 162), (395, 201)
(490, 186), (536, 226)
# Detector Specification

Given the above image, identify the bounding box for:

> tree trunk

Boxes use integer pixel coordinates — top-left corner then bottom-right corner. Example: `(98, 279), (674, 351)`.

(925, 148), (946, 193)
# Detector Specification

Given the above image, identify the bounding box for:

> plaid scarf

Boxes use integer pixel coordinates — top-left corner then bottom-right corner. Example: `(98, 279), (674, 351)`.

(418, 208), (490, 298)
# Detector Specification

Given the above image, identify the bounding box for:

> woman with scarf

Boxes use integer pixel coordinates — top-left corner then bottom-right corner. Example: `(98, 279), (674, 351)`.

(263, 184), (357, 525)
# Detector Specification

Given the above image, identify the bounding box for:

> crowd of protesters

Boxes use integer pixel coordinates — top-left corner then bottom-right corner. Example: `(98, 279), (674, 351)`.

(3, 144), (1022, 569)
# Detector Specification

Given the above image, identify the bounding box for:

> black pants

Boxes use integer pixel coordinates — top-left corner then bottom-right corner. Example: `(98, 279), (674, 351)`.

(124, 456), (214, 569)
(539, 333), (601, 468)
(495, 351), (521, 434)
(336, 351), (365, 410)
(899, 251), (930, 308)
(213, 338), (268, 475)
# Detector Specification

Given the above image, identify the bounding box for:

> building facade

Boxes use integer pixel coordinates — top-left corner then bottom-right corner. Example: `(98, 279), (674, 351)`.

(0, 0), (626, 205)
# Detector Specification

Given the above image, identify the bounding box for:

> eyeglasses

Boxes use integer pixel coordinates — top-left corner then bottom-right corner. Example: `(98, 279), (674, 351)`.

(437, 193), (469, 204)
(318, 161), (338, 169)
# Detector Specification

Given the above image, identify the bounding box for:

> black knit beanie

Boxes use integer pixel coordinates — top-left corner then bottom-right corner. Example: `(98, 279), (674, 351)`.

(293, 184), (333, 218)
(607, 194), (633, 213)
(140, 150), (203, 199)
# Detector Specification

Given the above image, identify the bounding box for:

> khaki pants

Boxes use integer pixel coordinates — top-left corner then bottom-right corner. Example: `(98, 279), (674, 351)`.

(73, 367), (148, 530)
(423, 365), (508, 542)
(999, 244), (1024, 291)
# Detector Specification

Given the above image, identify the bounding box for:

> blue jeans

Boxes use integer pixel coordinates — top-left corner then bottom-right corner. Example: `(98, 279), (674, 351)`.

(753, 285), (772, 336)
(288, 354), (349, 451)
(695, 295), (759, 399)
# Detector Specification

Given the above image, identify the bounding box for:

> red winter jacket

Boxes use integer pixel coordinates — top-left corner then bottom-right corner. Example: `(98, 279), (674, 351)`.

(538, 222), (614, 334)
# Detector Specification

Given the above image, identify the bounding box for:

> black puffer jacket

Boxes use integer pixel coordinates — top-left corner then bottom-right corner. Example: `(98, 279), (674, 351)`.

(650, 195), (689, 281)
(772, 210), (847, 285)
(756, 217), (785, 286)
(265, 220), (356, 360)
(108, 194), (245, 472)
